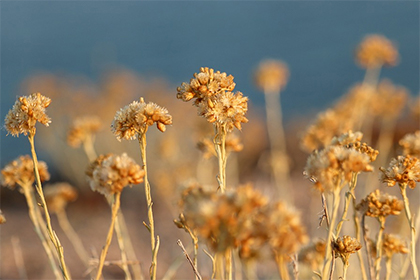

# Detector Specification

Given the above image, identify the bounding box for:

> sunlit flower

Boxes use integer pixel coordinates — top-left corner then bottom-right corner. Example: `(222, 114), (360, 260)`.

(44, 182), (78, 213)
(355, 34), (399, 68)
(4, 92), (51, 136)
(254, 60), (289, 93)
(333, 236), (362, 265)
(356, 189), (403, 218)
(399, 131), (420, 157)
(299, 240), (326, 270)
(380, 155), (420, 189)
(382, 234), (409, 259)
(67, 116), (102, 148)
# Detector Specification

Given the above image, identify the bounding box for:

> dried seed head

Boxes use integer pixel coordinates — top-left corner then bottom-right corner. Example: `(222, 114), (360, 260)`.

(111, 98), (172, 141)
(299, 240), (326, 270)
(1, 155), (50, 189)
(355, 34), (399, 69)
(380, 155), (420, 189)
(356, 189), (403, 218)
(370, 80), (408, 119)
(254, 60), (289, 93)
(4, 92), (51, 136)
(67, 116), (102, 148)
(399, 131), (420, 158)
(382, 234), (409, 258)
(86, 153), (145, 196)
(44, 182), (78, 213)
(330, 131), (363, 146)
(333, 236), (362, 265)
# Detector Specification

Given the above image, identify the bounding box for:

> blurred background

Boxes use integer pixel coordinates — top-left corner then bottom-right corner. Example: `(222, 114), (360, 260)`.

(1, 1), (419, 279)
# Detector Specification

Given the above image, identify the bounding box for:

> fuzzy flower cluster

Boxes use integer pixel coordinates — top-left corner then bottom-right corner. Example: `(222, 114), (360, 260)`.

(44, 182), (78, 213)
(330, 131), (363, 146)
(299, 240), (326, 270)
(254, 60), (289, 93)
(382, 234), (409, 259)
(304, 145), (373, 192)
(4, 92), (51, 136)
(1, 155), (50, 190)
(67, 116), (102, 148)
(111, 98), (172, 141)
(177, 67), (248, 131)
(380, 155), (420, 189)
(399, 131), (420, 158)
(355, 34), (399, 69)
(177, 184), (307, 260)
(356, 189), (403, 218)
(370, 80), (408, 119)
(333, 236), (362, 265)
(86, 153), (145, 196)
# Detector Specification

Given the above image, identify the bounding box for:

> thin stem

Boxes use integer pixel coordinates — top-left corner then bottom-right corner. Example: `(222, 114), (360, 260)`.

(21, 185), (62, 279)
(362, 215), (376, 280)
(225, 248), (233, 280)
(214, 252), (225, 280)
(352, 196), (368, 280)
(203, 249), (216, 280)
(55, 209), (90, 267)
(385, 257), (392, 280)
(82, 134), (98, 162)
(321, 188), (341, 280)
(214, 124), (227, 193)
(11, 236), (28, 280)
(28, 133), (71, 280)
(343, 262), (349, 280)
(400, 205), (420, 279)
(177, 240), (203, 280)
(336, 173), (358, 236)
(115, 215), (133, 280)
(139, 132), (159, 280)
(95, 192), (121, 280)
(375, 217), (385, 280)
(399, 184), (419, 280)
(275, 253), (290, 280)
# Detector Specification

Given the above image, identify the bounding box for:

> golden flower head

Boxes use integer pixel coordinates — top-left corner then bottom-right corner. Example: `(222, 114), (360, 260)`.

(177, 67), (248, 131)
(299, 240), (326, 270)
(254, 59), (289, 93)
(382, 234), (409, 258)
(304, 145), (373, 192)
(370, 80), (408, 119)
(111, 98), (172, 141)
(0, 210), (6, 224)
(67, 116), (102, 148)
(380, 155), (420, 189)
(1, 155), (50, 190)
(330, 131), (363, 146)
(44, 182), (78, 213)
(86, 153), (145, 196)
(333, 236), (362, 265)
(399, 131), (420, 157)
(4, 92), (51, 136)
(355, 34), (399, 68)
(268, 202), (308, 258)
(356, 189), (403, 218)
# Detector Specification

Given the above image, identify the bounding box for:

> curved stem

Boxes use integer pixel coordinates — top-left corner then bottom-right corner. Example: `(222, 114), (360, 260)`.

(95, 192), (121, 280)
(114, 214), (132, 280)
(28, 133), (71, 280)
(82, 134), (98, 162)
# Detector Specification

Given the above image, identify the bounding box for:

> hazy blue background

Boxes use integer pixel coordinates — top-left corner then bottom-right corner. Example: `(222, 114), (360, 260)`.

(1, 1), (419, 165)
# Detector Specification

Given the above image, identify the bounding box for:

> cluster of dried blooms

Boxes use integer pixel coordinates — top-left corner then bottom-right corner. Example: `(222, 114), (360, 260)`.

(177, 67), (248, 131)
(177, 184), (307, 261)
(299, 240), (326, 271)
(356, 189), (403, 218)
(254, 60), (289, 93)
(399, 131), (420, 157)
(86, 153), (145, 196)
(67, 116), (102, 148)
(1, 155), (50, 189)
(4, 92), (51, 136)
(355, 34), (399, 69)
(44, 182), (78, 213)
(111, 98), (172, 140)
(382, 234), (409, 259)
(333, 236), (362, 265)
(370, 80), (408, 119)
(380, 155), (420, 189)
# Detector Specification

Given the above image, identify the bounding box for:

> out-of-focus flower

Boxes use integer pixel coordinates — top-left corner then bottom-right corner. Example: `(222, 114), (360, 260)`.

(1, 155), (50, 190)
(382, 234), (409, 259)
(86, 153), (145, 196)
(356, 189), (403, 218)
(0, 210), (6, 224)
(399, 131), (420, 157)
(299, 240), (326, 270)
(355, 34), (399, 69)
(197, 133), (244, 159)
(111, 98), (172, 141)
(370, 80), (408, 119)
(67, 116), (102, 148)
(380, 155), (420, 189)
(333, 236), (362, 265)
(254, 60), (289, 93)
(4, 92), (51, 136)
(44, 182), (78, 213)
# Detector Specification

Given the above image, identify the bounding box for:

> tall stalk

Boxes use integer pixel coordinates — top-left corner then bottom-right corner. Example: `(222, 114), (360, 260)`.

(214, 124), (228, 193)
(139, 132), (160, 280)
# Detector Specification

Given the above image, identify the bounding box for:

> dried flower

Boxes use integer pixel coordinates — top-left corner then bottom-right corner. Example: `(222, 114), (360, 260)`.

(299, 240), (326, 270)
(4, 92), (51, 136)
(399, 131), (420, 157)
(304, 145), (373, 192)
(254, 60), (289, 93)
(330, 131), (363, 146)
(355, 34), (399, 68)
(111, 98), (172, 141)
(1, 155), (50, 189)
(67, 116), (102, 148)
(86, 153), (145, 196)
(370, 80), (408, 119)
(356, 189), (403, 218)
(333, 236), (362, 265)
(382, 234), (409, 258)
(380, 155), (420, 189)
(44, 182), (78, 213)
